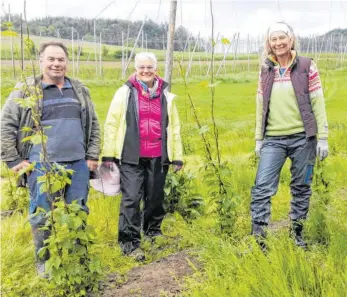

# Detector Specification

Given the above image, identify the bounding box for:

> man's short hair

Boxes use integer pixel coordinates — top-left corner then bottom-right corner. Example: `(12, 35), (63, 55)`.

(39, 41), (69, 58)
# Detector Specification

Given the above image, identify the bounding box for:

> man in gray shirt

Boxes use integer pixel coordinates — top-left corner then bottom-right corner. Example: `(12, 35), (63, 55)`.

(1, 41), (100, 275)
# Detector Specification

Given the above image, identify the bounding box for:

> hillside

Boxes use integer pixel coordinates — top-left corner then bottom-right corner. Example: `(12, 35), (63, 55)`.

(1, 14), (204, 52)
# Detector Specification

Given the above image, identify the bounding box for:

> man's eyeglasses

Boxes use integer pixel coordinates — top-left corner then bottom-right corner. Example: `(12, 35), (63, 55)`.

(137, 65), (155, 71)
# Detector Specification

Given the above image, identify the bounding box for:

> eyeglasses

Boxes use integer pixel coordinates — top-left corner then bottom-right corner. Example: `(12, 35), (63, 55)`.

(137, 65), (155, 71)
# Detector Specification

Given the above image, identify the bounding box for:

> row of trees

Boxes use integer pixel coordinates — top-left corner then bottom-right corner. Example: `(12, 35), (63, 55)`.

(1, 14), (207, 51)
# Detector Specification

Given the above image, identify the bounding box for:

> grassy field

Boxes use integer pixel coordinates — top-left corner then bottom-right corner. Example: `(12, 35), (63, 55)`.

(1, 62), (347, 296)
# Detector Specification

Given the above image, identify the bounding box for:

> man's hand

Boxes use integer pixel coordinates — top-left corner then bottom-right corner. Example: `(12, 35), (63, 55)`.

(255, 140), (263, 157)
(11, 160), (31, 174)
(316, 139), (329, 161)
(86, 160), (98, 171)
(102, 161), (115, 169)
(173, 165), (182, 173)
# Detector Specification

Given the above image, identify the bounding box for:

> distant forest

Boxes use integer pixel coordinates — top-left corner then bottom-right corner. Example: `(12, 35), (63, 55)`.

(1, 14), (207, 51)
(1, 15), (346, 53)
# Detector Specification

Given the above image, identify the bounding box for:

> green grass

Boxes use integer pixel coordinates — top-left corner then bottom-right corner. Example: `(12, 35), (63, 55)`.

(1, 64), (346, 296)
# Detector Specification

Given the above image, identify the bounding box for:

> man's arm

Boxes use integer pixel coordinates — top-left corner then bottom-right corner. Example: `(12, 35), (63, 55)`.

(84, 87), (101, 162)
(1, 82), (25, 168)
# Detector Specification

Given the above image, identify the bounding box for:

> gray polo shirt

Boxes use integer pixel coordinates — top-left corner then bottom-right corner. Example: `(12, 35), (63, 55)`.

(29, 79), (85, 162)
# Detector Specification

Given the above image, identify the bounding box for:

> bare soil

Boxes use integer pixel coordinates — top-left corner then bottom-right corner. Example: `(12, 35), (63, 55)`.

(101, 252), (197, 297)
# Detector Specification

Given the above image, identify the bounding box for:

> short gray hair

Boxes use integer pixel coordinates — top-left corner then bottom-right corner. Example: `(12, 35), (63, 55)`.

(134, 52), (157, 69)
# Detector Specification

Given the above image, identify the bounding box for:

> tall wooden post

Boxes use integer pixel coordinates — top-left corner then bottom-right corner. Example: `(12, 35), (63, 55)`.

(99, 32), (102, 76)
(71, 27), (75, 77)
(20, 13), (24, 71)
(8, 5), (16, 78)
(164, 0), (177, 91)
(93, 19), (98, 76)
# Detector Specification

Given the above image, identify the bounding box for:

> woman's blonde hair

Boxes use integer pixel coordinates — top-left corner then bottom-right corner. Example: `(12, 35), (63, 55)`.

(261, 21), (299, 65)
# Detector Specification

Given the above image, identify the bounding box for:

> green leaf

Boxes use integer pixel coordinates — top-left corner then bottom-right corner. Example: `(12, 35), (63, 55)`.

(13, 97), (36, 108)
(39, 183), (47, 194)
(164, 187), (171, 196)
(17, 161), (36, 176)
(2, 21), (13, 28)
(64, 176), (72, 185)
(220, 165), (231, 177)
(66, 169), (74, 175)
(37, 246), (48, 259)
(221, 37), (231, 45)
(0, 30), (18, 37)
(20, 126), (33, 132)
(171, 175), (179, 187)
(78, 211), (88, 221)
(47, 256), (62, 270)
(21, 135), (33, 143)
(73, 216), (83, 229)
(30, 134), (47, 145)
(77, 231), (88, 242)
(68, 203), (82, 213)
(51, 180), (63, 193)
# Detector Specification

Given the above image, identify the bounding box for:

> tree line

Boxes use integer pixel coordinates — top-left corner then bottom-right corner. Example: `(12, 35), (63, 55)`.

(1, 14), (208, 52)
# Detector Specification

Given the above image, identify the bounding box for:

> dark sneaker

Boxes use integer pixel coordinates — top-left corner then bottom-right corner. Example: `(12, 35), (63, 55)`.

(129, 248), (145, 262)
(144, 231), (163, 243)
(290, 220), (308, 250)
(294, 236), (308, 250)
(251, 222), (268, 252)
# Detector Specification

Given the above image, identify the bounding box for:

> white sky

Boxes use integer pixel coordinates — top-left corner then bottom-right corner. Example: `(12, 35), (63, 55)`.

(2, 0), (347, 38)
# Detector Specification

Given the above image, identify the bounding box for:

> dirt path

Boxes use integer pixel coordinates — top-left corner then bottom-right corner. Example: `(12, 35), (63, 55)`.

(101, 252), (197, 297)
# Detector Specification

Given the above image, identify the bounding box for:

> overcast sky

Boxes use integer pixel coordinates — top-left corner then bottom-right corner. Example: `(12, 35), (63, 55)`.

(2, 0), (347, 38)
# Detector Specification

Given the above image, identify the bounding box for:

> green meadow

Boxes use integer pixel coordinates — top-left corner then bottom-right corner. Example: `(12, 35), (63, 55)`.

(1, 58), (346, 296)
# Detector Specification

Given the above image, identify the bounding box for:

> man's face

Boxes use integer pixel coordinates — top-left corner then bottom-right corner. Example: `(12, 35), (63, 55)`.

(135, 59), (157, 86)
(40, 46), (68, 81)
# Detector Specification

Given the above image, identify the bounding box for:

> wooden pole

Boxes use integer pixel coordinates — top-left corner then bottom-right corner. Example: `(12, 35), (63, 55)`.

(77, 38), (83, 75)
(93, 19), (98, 76)
(181, 33), (191, 63)
(20, 13), (24, 71)
(164, 0), (177, 90)
(142, 30), (144, 50)
(338, 32), (343, 68)
(122, 31), (125, 75)
(99, 32), (102, 76)
(247, 34), (250, 72)
(216, 34), (233, 76)
(186, 32), (200, 78)
(9, 5), (16, 78)
(125, 24), (130, 63)
(233, 32), (240, 73)
(122, 18), (146, 78)
(71, 27), (75, 77)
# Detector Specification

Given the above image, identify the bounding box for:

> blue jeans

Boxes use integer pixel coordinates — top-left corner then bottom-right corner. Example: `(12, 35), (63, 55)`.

(251, 133), (317, 224)
(28, 159), (90, 228)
